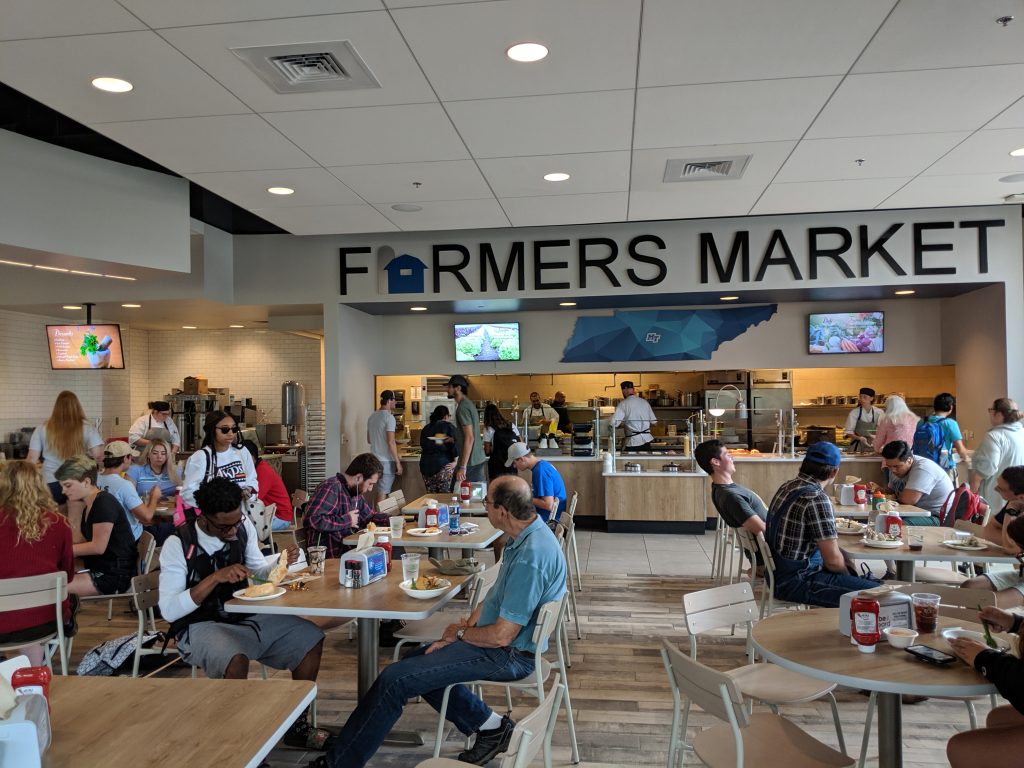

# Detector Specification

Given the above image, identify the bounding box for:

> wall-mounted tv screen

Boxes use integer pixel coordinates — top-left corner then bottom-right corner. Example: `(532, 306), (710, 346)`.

(454, 322), (520, 362)
(808, 312), (884, 355)
(45, 324), (125, 369)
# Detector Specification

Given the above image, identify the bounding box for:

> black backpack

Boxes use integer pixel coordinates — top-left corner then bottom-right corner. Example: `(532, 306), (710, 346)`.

(489, 427), (520, 476)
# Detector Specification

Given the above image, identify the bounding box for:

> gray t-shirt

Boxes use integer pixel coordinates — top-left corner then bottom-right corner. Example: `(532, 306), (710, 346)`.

(711, 483), (767, 529)
(29, 422), (104, 483)
(97, 473), (144, 541)
(367, 409), (396, 463)
(889, 455), (954, 518)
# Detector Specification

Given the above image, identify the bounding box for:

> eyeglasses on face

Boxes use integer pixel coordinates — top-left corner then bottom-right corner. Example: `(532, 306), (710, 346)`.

(206, 517), (243, 533)
(216, 426), (240, 434)
(483, 497), (493, 507)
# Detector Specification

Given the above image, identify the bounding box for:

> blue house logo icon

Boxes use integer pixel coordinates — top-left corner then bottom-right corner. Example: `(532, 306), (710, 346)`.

(383, 253), (428, 294)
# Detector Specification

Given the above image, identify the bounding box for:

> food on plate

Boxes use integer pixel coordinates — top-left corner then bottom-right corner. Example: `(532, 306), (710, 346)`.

(267, 551), (289, 584)
(242, 582), (278, 598)
(947, 535), (981, 547)
(366, 521), (377, 532)
(412, 575), (446, 590)
(434, 433), (445, 439)
(864, 529), (902, 542)
(425, 526), (440, 534)
(834, 517), (862, 529)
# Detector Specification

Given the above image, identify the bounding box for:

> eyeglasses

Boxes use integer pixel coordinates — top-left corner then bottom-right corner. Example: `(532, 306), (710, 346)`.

(483, 497), (494, 508)
(216, 426), (240, 434)
(205, 517), (243, 534)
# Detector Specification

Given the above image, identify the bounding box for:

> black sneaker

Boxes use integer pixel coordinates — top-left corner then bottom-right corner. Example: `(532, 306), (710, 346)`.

(457, 714), (515, 765)
(64, 594), (81, 638)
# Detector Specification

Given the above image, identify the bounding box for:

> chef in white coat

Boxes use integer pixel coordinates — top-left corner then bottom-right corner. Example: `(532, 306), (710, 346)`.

(128, 400), (181, 454)
(612, 381), (657, 452)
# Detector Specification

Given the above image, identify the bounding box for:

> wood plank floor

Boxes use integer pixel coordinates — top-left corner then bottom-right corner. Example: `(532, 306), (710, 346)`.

(60, 531), (985, 767)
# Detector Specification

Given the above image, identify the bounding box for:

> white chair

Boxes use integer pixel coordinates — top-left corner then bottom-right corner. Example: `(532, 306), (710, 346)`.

(0, 572), (69, 675)
(388, 489), (406, 508)
(564, 491), (583, 592)
(753, 532), (805, 618)
(553, 520), (582, 642)
(431, 598), (580, 766)
(416, 675), (565, 768)
(675, 582), (846, 765)
(377, 496), (400, 517)
(660, 639), (853, 768)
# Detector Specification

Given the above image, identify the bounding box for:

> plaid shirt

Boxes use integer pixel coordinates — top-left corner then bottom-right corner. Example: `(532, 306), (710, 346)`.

(767, 474), (837, 561)
(304, 474), (389, 558)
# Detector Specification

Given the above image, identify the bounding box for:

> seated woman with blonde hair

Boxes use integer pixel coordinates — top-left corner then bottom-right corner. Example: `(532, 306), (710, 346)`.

(0, 461), (75, 665)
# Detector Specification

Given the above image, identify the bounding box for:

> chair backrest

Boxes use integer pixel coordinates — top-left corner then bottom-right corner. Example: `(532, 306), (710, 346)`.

(377, 497), (399, 516)
(529, 598), (564, 659)
(682, 582), (759, 638)
(388, 490), (406, 506)
(661, 639), (748, 727)
(733, 528), (760, 568)
(753, 532), (777, 586)
(498, 675), (565, 768)
(894, 582), (996, 621)
(566, 491), (578, 519)
(130, 571), (161, 613)
(0, 572), (67, 618)
(474, 561), (502, 607)
(147, 546), (162, 574)
(137, 530), (156, 574)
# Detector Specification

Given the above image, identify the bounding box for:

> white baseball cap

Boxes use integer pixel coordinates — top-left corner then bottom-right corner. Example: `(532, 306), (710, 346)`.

(504, 442), (531, 467)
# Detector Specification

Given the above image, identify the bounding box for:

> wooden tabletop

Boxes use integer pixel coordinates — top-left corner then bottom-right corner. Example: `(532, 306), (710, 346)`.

(403, 493), (487, 516)
(344, 519), (503, 550)
(840, 524), (1016, 564)
(751, 609), (997, 697)
(223, 559), (470, 619)
(45, 676), (315, 768)
(833, 503), (929, 518)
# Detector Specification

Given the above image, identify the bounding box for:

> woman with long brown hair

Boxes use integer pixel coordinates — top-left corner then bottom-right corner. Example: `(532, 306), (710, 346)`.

(27, 390), (104, 504)
(0, 461), (75, 665)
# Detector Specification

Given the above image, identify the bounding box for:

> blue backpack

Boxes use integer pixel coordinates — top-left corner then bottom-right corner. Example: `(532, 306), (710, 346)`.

(912, 417), (947, 467)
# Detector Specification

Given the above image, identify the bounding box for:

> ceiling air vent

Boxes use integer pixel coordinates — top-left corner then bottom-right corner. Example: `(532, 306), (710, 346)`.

(663, 155), (751, 183)
(231, 41), (381, 94)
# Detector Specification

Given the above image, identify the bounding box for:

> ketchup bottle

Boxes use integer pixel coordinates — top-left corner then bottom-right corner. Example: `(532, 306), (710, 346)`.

(460, 480), (472, 504)
(850, 596), (881, 653)
(12, 666), (52, 711)
(880, 510), (904, 538)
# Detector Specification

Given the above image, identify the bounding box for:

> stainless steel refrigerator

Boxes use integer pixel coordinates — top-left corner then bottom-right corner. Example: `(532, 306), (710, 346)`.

(703, 370), (750, 449)
(749, 369), (793, 452)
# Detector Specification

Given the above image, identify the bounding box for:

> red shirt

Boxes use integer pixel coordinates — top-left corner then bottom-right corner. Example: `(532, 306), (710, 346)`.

(0, 509), (74, 633)
(256, 461), (293, 521)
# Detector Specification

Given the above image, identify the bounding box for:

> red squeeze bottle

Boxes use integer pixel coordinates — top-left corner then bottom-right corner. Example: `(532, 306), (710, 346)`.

(12, 666), (52, 711)
(460, 480), (472, 504)
(850, 596), (881, 653)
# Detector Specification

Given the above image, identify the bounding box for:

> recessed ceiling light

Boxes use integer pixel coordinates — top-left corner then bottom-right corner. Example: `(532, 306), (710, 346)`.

(63, 305), (82, 310)
(182, 325), (197, 329)
(544, 172), (570, 182)
(1011, 147), (1024, 157)
(91, 76), (133, 93)
(34, 265), (69, 272)
(121, 303), (141, 308)
(559, 301), (576, 307)
(410, 306), (428, 312)
(0, 259), (32, 268)
(391, 204), (423, 212)
(999, 173), (1024, 183)
(506, 42), (548, 63)
(71, 270), (103, 277)
(267, 186), (294, 195)
(894, 289), (916, 296)
(229, 324), (245, 328)
(720, 295), (740, 301)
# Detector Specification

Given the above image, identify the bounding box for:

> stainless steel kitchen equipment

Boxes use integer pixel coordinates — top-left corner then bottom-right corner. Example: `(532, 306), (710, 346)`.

(662, 462), (681, 473)
(281, 381), (305, 445)
(166, 392), (218, 452)
(623, 462), (642, 473)
(749, 370), (793, 452)
(703, 371), (750, 449)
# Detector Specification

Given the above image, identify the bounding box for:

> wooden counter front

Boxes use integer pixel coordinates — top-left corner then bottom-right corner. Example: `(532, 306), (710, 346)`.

(605, 473), (707, 533)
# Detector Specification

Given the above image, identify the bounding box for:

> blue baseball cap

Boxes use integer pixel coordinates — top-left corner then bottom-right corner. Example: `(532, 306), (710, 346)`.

(805, 441), (842, 466)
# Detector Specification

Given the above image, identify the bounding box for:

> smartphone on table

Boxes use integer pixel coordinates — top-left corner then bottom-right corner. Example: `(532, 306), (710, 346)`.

(905, 645), (956, 665)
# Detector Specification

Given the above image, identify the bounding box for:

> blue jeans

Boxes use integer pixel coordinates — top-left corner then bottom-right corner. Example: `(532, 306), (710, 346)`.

(325, 641), (534, 768)
(271, 516), (291, 531)
(774, 551), (878, 608)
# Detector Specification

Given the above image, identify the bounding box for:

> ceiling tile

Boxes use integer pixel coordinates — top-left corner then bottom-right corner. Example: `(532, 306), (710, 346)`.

(0, 0), (146, 40)
(373, 199), (510, 231)
(95, 115), (317, 173)
(159, 12), (437, 112)
(265, 104), (468, 166)
(639, 0), (892, 87)
(500, 193), (627, 227)
(187, 168), (362, 209)
(923, 128), (1024, 176)
(0, 32), (249, 123)
(478, 152), (630, 198)
(329, 160), (492, 203)
(392, 0), (639, 101)
(807, 65), (1024, 138)
(252, 203), (398, 235)
(854, 0), (1024, 73)
(986, 95), (1024, 129)
(878, 172), (1019, 208)
(634, 77), (840, 148)
(118, 0), (382, 28)
(751, 178), (910, 215)
(776, 132), (968, 182)
(446, 91), (634, 158)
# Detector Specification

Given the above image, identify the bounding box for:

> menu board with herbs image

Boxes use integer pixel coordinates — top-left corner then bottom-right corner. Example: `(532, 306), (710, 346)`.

(46, 324), (125, 369)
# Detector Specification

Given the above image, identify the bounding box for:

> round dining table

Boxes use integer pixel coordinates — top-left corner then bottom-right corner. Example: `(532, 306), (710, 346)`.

(751, 609), (997, 768)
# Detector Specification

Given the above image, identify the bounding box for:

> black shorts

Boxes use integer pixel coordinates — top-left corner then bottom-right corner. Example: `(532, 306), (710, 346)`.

(0, 621), (58, 645)
(89, 571), (131, 596)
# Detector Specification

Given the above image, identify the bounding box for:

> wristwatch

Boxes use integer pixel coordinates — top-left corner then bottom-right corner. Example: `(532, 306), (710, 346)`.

(456, 628), (466, 641)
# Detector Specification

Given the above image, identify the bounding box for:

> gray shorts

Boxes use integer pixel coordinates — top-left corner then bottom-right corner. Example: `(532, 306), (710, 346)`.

(984, 568), (1024, 595)
(177, 615), (324, 679)
(377, 461), (396, 495)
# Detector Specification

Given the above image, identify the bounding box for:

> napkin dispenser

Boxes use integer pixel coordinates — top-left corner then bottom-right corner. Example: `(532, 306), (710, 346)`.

(838, 587), (914, 636)
(417, 504), (450, 529)
(340, 546), (388, 587)
(835, 484), (856, 506)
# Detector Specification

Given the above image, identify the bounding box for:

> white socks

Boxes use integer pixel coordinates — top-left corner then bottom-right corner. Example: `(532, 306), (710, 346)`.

(480, 711), (503, 731)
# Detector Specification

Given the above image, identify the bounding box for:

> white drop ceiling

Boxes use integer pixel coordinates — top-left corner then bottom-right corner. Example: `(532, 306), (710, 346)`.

(0, 0), (1023, 236)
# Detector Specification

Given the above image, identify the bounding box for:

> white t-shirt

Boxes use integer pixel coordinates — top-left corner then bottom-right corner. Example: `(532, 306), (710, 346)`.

(128, 412), (181, 448)
(367, 409), (397, 463)
(29, 422), (104, 483)
(181, 445), (258, 506)
(612, 396), (657, 447)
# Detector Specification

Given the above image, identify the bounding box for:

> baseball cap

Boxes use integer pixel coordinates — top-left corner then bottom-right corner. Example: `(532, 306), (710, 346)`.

(446, 374), (469, 391)
(104, 440), (139, 459)
(504, 442), (532, 467)
(380, 389), (396, 404)
(620, 380), (635, 390)
(804, 441), (842, 466)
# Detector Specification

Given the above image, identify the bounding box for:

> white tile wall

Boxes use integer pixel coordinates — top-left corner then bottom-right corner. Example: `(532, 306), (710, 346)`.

(0, 309), (322, 445)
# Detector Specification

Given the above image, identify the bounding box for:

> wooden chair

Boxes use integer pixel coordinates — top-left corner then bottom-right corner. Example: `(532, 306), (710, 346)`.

(563, 491), (583, 592)
(80, 530), (156, 622)
(752, 532), (805, 618)
(431, 598), (580, 766)
(676, 582), (846, 765)
(416, 675), (565, 768)
(377, 496), (400, 517)
(660, 639), (854, 768)
(0, 572), (69, 675)
(128, 571), (181, 677)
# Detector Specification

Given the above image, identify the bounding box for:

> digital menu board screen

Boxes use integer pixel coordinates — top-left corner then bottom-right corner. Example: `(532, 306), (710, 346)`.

(808, 312), (884, 355)
(454, 322), (521, 362)
(45, 324), (125, 369)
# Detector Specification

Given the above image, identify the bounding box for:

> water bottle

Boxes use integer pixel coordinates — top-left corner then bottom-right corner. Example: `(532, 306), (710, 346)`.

(450, 496), (461, 533)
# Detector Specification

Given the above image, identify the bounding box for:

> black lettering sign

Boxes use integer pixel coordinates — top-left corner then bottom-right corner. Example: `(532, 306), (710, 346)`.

(754, 230), (802, 282)
(699, 231), (749, 283)
(807, 227), (855, 279)
(627, 235), (667, 286)
(339, 246), (371, 295)
(480, 242), (525, 291)
(858, 224), (907, 277)
(432, 245), (473, 292)
(959, 219), (1004, 274)
(578, 238), (622, 289)
(913, 222), (956, 275)
(533, 240), (571, 290)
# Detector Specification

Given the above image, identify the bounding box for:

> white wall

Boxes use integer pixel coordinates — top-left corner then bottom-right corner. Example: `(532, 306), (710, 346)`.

(325, 304), (382, 472)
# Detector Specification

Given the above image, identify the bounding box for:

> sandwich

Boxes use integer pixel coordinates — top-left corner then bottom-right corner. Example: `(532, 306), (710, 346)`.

(242, 582), (278, 598)
(267, 550), (289, 584)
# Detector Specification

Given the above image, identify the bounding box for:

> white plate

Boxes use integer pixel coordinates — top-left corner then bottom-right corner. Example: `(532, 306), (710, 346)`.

(399, 578), (452, 599)
(861, 538), (904, 549)
(942, 540), (988, 551)
(429, 436), (447, 443)
(362, 527), (391, 535)
(407, 527), (443, 537)
(941, 628), (1011, 650)
(836, 526), (865, 535)
(232, 587), (286, 601)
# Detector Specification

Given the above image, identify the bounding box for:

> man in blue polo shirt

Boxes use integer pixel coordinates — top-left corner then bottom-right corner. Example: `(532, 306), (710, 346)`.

(505, 442), (566, 523)
(314, 475), (566, 768)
